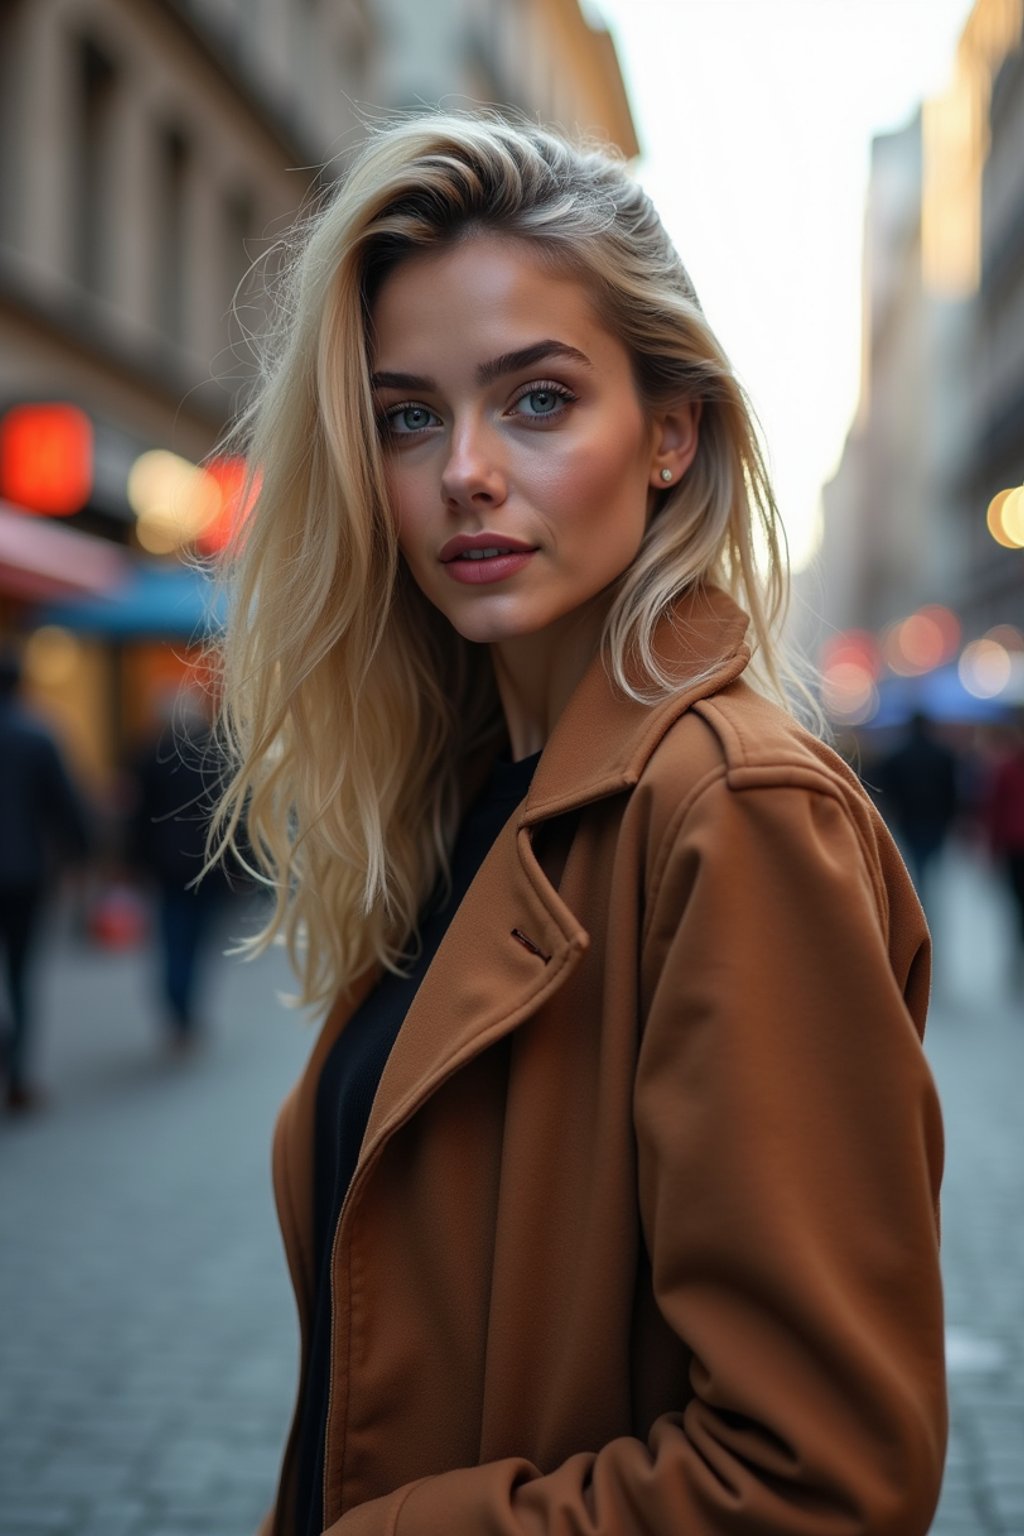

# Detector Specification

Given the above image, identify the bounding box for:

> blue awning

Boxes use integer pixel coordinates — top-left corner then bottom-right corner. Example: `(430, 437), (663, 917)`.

(868, 664), (1012, 727)
(37, 562), (227, 639)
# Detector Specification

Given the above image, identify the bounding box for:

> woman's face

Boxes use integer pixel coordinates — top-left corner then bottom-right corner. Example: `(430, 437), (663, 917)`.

(369, 234), (698, 647)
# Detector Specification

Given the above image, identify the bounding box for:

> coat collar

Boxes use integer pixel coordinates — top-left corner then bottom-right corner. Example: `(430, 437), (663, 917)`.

(523, 581), (751, 824)
(357, 583), (751, 1155)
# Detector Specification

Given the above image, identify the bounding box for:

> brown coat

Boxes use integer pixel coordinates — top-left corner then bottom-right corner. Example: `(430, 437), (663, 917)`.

(264, 585), (946, 1536)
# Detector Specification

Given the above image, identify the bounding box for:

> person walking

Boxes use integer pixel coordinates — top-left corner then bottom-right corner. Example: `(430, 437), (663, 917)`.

(874, 709), (960, 910)
(981, 712), (1024, 969)
(210, 116), (947, 1535)
(0, 645), (91, 1111)
(132, 689), (229, 1051)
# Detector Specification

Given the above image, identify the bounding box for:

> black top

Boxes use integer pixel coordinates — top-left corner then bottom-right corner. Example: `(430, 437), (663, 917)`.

(294, 748), (541, 1536)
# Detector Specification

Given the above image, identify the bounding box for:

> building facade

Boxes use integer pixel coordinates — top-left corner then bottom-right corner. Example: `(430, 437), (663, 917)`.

(0, 0), (636, 786)
(817, 0), (1024, 723)
(966, 34), (1024, 630)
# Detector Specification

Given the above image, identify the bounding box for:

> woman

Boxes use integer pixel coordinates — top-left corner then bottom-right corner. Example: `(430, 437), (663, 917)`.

(213, 116), (946, 1535)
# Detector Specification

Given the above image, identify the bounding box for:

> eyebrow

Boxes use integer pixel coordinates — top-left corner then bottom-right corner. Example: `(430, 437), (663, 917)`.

(370, 339), (592, 394)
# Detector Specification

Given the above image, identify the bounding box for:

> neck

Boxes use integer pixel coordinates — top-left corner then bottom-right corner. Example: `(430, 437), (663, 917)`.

(489, 592), (610, 761)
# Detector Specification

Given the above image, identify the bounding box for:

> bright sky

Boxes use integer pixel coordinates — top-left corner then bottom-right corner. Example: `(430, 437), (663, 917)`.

(594, 0), (976, 571)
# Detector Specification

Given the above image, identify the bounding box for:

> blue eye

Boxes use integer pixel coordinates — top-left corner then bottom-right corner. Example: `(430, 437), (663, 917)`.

(522, 390), (559, 415)
(511, 383), (574, 420)
(385, 404), (439, 435)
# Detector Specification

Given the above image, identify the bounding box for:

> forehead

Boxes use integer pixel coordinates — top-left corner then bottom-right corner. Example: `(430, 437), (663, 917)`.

(369, 234), (621, 370)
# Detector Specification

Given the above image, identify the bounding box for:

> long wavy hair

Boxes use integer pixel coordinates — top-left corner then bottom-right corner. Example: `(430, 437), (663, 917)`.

(211, 113), (811, 1009)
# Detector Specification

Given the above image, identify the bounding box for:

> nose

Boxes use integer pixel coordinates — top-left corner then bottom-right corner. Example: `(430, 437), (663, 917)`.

(440, 419), (507, 511)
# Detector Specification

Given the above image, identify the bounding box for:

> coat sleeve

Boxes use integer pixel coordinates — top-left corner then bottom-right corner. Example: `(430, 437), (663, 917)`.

(325, 776), (947, 1536)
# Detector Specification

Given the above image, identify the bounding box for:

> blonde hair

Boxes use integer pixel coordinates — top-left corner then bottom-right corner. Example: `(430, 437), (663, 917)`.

(212, 113), (810, 1009)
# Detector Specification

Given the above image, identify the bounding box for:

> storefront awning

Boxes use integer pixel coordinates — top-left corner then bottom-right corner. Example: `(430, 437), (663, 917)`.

(37, 561), (227, 640)
(870, 664), (1014, 728)
(0, 500), (131, 602)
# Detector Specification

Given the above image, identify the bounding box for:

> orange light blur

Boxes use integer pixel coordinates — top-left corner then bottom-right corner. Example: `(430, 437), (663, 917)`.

(986, 624), (1024, 653)
(884, 612), (946, 675)
(0, 404), (93, 517)
(987, 486), (1024, 549)
(195, 457), (260, 555)
(918, 604), (961, 660)
(1003, 488), (1024, 547)
(820, 629), (882, 681)
(822, 661), (878, 725)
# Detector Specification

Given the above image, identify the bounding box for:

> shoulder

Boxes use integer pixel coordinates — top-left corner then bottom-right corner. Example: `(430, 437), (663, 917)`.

(638, 677), (870, 823)
(632, 679), (916, 941)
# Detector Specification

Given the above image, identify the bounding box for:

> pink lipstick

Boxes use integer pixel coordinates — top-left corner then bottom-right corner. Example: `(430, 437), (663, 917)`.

(440, 530), (538, 585)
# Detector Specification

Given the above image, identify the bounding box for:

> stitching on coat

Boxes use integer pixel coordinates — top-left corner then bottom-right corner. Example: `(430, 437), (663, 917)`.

(387, 1474), (437, 1535)
(692, 695), (891, 934)
(644, 764), (728, 936)
(338, 1198), (358, 1517)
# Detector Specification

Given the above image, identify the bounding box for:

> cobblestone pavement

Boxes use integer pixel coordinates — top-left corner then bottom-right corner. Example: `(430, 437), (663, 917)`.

(927, 843), (1024, 1536)
(0, 895), (309, 1536)
(1, 848), (1021, 1536)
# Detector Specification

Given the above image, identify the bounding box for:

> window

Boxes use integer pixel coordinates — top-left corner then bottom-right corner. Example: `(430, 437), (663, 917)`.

(72, 37), (118, 295)
(155, 125), (190, 343)
(0, 0), (21, 243)
(223, 186), (256, 312)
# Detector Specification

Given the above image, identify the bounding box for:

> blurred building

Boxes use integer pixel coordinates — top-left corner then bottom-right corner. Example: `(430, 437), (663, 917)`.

(0, 0), (636, 790)
(820, 116), (931, 636)
(818, 0), (1024, 724)
(967, 34), (1024, 630)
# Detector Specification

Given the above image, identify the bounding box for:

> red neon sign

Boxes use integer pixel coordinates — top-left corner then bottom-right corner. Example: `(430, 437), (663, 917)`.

(0, 404), (94, 517)
(196, 456), (259, 554)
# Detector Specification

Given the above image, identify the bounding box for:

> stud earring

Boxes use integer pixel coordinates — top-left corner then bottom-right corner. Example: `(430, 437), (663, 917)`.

(659, 468), (673, 483)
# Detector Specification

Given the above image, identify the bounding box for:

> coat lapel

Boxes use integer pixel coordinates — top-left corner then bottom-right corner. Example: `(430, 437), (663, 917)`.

(360, 810), (588, 1154)
(358, 583), (751, 1161)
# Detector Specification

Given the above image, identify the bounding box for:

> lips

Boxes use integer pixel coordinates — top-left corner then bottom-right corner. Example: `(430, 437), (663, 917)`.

(451, 547), (522, 562)
(440, 532), (538, 563)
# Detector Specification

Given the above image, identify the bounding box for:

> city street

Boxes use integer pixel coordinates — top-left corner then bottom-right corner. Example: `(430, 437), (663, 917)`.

(1, 846), (1022, 1536)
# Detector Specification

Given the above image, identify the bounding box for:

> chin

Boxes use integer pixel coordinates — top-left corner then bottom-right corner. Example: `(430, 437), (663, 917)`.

(445, 599), (551, 647)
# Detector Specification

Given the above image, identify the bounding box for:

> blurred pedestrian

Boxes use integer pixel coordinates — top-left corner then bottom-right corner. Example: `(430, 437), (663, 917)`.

(132, 687), (229, 1052)
(875, 709), (960, 909)
(981, 711), (1024, 965)
(0, 644), (91, 1112)
(212, 117), (946, 1535)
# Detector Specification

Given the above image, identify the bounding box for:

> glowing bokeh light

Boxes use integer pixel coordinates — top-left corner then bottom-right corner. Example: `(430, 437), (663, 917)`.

(900, 613), (946, 672)
(195, 457), (259, 555)
(986, 624), (1024, 653)
(821, 629), (883, 681)
(918, 604), (961, 659)
(127, 449), (221, 551)
(1002, 487), (1024, 548)
(959, 638), (1012, 698)
(822, 660), (879, 724)
(987, 486), (1024, 548)
(885, 611), (948, 676)
(0, 404), (93, 517)
(24, 625), (81, 687)
(987, 488), (1015, 547)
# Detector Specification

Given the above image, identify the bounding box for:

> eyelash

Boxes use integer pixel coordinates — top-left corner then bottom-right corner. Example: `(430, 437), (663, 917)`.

(378, 380), (578, 439)
(507, 380), (577, 420)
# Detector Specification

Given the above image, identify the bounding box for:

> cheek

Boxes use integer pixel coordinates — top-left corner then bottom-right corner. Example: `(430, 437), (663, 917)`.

(534, 422), (650, 538)
(387, 467), (428, 556)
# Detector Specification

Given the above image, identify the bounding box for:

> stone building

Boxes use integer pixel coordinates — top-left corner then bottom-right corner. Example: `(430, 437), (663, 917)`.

(0, 0), (636, 783)
(818, 0), (1024, 679)
(965, 33), (1024, 631)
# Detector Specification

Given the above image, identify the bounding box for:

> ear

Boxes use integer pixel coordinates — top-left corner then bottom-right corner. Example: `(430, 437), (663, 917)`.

(649, 400), (702, 491)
